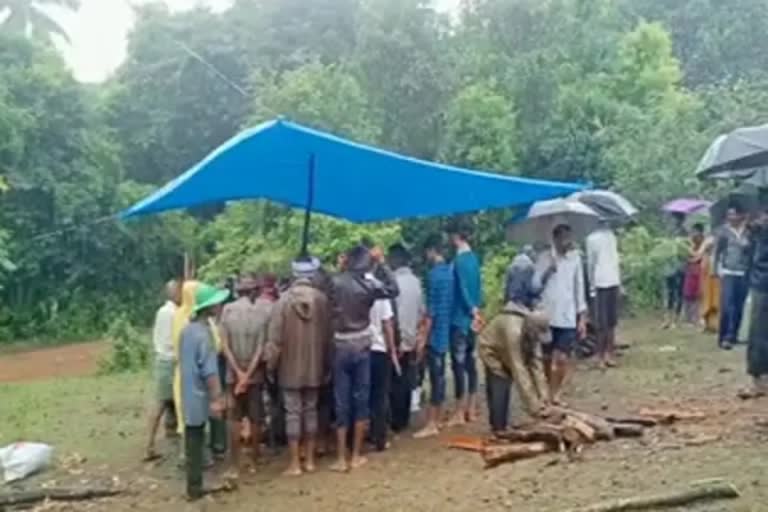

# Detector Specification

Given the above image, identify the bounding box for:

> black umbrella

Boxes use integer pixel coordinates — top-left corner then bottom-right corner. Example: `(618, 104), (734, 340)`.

(696, 124), (768, 180)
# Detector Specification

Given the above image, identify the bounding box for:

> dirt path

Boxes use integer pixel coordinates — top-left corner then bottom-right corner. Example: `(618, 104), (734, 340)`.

(0, 342), (105, 383)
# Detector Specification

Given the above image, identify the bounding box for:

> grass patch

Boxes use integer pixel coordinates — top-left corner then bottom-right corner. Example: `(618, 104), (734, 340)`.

(0, 372), (152, 464)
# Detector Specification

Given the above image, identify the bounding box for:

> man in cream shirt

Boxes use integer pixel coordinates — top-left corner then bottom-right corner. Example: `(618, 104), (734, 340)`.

(586, 220), (622, 367)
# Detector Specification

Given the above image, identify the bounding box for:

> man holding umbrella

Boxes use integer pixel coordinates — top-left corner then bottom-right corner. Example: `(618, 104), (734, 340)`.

(534, 224), (588, 405)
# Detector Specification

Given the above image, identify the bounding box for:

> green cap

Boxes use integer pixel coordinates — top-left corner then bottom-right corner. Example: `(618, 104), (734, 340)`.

(193, 283), (230, 314)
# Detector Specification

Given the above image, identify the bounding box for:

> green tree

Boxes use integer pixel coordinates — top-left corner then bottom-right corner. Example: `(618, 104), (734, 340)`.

(440, 81), (518, 173)
(0, 0), (79, 43)
(251, 61), (380, 143)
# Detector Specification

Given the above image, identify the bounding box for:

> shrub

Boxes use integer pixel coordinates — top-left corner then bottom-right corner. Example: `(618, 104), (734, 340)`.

(99, 315), (150, 374)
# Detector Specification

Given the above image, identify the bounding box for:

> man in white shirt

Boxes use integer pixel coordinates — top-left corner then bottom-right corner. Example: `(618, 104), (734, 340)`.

(368, 296), (398, 451)
(387, 244), (425, 432)
(586, 221), (622, 368)
(145, 279), (180, 460)
(534, 224), (587, 405)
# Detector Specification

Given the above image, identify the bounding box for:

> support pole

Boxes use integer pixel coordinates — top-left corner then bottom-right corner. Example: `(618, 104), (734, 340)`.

(300, 154), (316, 257)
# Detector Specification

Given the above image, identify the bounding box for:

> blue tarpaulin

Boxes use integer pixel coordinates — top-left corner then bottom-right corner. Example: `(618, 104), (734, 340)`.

(121, 118), (585, 222)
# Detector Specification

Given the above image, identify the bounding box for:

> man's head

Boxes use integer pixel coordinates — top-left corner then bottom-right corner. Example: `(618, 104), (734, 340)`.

(552, 224), (573, 254)
(423, 234), (446, 264)
(360, 236), (385, 264)
(346, 245), (373, 274)
(387, 243), (411, 270)
(690, 222), (705, 243)
(447, 221), (473, 249)
(236, 274), (260, 300)
(726, 205), (745, 227)
(292, 255), (321, 280)
(165, 279), (181, 305)
(521, 244), (536, 261)
(194, 283), (230, 319)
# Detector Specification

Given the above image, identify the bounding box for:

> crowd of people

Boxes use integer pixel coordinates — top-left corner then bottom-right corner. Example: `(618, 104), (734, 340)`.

(661, 204), (768, 397)
(141, 204), (768, 501)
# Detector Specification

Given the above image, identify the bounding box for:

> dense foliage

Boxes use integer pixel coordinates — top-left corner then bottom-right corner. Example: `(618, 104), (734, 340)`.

(2, 0), (768, 341)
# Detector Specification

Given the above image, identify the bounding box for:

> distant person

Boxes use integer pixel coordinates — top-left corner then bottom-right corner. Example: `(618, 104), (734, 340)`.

(220, 276), (271, 472)
(447, 223), (483, 425)
(388, 243), (425, 433)
(682, 223), (706, 326)
(368, 295), (397, 451)
(414, 235), (454, 439)
(145, 279), (180, 461)
(662, 213), (687, 329)
(715, 206), (750, 349)
(586, 220), (622, 368)
(699, 233), (721, 334)
(504, 244), (537, 308)
(743, 207), (768, 399)
(178, 283), (229, 501)
(330, 245), (398, 472)
(534, 224), (587, 406)
(266, 258), (332, 476)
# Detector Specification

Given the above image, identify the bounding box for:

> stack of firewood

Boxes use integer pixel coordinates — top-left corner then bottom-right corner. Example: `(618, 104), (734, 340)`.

(465, 407), (702, 468)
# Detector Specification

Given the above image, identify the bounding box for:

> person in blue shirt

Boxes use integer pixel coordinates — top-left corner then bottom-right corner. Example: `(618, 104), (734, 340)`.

(414, 234), (454, 439)
(447, 223), (483, 425)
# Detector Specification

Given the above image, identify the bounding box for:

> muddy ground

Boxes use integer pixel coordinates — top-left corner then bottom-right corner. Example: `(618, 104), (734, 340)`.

(2, 317), (768, 512)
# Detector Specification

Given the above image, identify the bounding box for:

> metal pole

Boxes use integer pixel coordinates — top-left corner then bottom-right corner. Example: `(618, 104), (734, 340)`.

(300, 154), (316, 256)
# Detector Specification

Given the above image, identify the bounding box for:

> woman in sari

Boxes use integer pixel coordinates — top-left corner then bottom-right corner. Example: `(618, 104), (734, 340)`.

(682, 224), (706, 326)
(172, 281), (200, 436)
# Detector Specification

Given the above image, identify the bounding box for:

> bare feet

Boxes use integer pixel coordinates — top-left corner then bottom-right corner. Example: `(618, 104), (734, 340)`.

(446, 413), (466, 427)
(282, 466), (303, 477)
(329, 459), (349, 473)
(605, 359), (618, 368)
(303, 462), (316, 474)
(349, 456), (368, 470)
(413, 424), (440, 439)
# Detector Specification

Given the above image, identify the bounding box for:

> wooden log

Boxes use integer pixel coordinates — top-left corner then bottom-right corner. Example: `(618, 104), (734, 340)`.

(637, 408), (706, 424)
(566, 480), (740, 512)
(444, 435), (486, 453)
(605, 416), (658, 428)
(494, 425), (565, 449)
(0, 487), (122, 508)
(564, 410), (616, 440)
(562, 415), (596, 443)
(482, 441), (551, 468)
(611, 423), (645, 438)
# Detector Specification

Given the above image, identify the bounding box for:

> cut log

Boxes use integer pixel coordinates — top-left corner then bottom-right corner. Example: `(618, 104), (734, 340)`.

(0, 487), (122, 508)
(611, 423), (645, 438)
(637, 408), (706, 424)
(562, 415), (596, 443)
(564, 410), (616, 440)
(605, 416), (658, 428)
(566, 480), (740, 512)
(444, 435), (486, 453)
(494, 425), (565, 449)
(482, 441), (551, 468)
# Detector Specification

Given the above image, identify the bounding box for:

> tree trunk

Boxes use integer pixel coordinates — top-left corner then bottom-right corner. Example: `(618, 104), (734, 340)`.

(482, 442), (551, 468)
(605, 416), (658, 427)
(494, 425), (565, 449)
(562, 409), (615, 440)
(0, 487), (122, 508)
(611, 423), (645, 438)
(566, 481), (739, 512)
